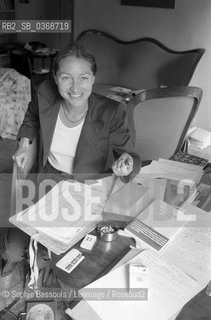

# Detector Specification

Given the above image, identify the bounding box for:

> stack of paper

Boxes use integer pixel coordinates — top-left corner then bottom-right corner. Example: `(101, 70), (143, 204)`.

(9, 179), (108, 255)
(188, 127), (211, 150)
(135, 158), (203, 185)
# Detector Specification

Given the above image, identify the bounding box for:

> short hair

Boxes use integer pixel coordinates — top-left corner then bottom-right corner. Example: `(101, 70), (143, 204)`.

(53, 43), (97, 76)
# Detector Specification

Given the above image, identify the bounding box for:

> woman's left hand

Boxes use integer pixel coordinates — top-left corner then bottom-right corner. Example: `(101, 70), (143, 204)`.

(112, 153), (133, 176)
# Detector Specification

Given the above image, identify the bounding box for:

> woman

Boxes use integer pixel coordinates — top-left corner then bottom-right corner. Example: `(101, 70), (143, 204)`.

(0, 43), (141, 276)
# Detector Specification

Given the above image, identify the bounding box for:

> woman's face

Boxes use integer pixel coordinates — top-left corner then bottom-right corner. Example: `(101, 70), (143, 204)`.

(55, 56), (95, 109)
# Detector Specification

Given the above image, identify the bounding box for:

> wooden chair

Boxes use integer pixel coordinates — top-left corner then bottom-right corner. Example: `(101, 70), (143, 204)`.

(77, 29), (205, 90)
(25, 49), (57, 88)
(10, 138), (38, 217)
(10, 138), (53, 286)
(127, 86), (203, 161)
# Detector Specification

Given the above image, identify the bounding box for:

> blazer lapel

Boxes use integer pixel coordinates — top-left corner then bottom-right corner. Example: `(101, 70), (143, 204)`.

(39, 97), (61, 166)
(74, 114), (93, 168)
(74, 95), (98, 171)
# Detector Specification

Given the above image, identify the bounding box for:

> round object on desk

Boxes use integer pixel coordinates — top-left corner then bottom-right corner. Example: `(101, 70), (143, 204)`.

(97, 221), (119, 242)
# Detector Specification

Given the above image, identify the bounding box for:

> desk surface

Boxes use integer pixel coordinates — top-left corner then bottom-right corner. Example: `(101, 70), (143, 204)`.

(52, 229), (135, 309)
(175, 286), (211, 320)
(51, 170), (211, 320)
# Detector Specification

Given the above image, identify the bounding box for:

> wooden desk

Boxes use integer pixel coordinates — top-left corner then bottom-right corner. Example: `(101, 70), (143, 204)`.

(175, 286), (211, 320)
(52, 229), (135, 308)
(175, 168), (211, 319)
(51, 170), (211, 320)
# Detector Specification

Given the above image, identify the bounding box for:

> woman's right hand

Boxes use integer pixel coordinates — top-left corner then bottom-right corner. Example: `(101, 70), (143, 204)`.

(12, 138), (30, 169)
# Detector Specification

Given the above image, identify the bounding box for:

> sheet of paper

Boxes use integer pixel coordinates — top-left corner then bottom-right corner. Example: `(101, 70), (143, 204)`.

(160, 204), (211, 287)
(138, 160), (203, 185)
(134, 176), (167, 201)
(189, 127), (211, 143)
(79, 250), (200, 320)
(158, 158), (204, 171)
(104, 181), (153, 218)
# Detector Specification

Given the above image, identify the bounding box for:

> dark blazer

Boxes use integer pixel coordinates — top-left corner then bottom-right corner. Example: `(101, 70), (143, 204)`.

(17, 80), (141, 181)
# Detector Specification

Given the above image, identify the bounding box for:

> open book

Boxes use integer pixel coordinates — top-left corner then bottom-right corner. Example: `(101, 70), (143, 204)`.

(9, 179), (107, 255)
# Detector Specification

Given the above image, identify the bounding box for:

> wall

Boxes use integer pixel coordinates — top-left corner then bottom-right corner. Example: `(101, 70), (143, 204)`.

(74, 0), (211, 131)
(15, 0), (73, 49)
(15, 0), (61, 49)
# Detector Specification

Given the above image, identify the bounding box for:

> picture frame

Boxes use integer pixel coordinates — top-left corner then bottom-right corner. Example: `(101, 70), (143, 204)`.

(121, 0), (175, 9)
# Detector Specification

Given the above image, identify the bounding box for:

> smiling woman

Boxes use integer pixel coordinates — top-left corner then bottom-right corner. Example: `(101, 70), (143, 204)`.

(55, 56), (95, 123)
(13, 43), (141, 179)
(53, 45), (96, 116)
(0, 43), (141, 277)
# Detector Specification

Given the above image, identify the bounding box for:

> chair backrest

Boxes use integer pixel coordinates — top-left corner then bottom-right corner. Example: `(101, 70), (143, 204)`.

(128, 86), (202, 161)
(77, 30), (205, 90)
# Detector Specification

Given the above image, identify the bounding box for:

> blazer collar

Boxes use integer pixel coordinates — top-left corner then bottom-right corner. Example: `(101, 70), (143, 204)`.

(73, 94), (97, 166)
